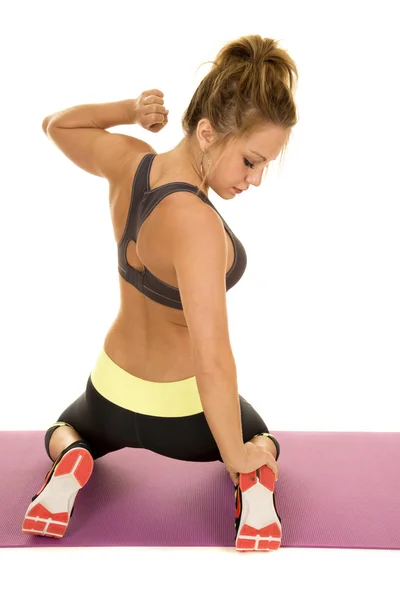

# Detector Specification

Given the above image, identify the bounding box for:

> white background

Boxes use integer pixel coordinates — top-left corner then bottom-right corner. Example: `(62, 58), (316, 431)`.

(1, 0), (399, 597)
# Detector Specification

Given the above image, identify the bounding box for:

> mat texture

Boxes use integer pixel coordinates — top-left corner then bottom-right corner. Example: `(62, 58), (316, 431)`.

(1, 430), (399, 549)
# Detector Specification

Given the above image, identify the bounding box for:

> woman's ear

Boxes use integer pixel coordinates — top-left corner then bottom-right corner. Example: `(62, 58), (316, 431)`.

(196, 118), (217, 149)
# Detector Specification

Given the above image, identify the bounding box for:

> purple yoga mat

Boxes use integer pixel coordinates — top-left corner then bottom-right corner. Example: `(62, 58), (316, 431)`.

(1, 430), (399, 549)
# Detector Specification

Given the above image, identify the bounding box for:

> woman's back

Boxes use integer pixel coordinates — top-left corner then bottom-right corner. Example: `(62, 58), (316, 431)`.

(104, 149), (239, 383)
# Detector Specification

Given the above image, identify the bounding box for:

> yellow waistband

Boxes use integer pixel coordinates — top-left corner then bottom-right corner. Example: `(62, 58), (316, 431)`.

(90, 348), (203, 418)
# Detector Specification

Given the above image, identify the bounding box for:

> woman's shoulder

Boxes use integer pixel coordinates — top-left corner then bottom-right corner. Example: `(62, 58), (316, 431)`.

(120, 139), (157, 180)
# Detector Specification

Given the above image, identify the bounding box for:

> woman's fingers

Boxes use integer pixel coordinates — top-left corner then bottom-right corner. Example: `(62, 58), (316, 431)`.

(144, 104), (168, 116)
(144, 89), (164, 98)
(143, 96), (165, 107)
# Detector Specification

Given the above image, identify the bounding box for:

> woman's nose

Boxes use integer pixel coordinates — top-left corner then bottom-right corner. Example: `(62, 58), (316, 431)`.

(246, 172), (263, 187)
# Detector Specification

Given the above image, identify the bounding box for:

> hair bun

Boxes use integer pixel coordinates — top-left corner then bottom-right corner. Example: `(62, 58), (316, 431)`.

(181, 34), (298, 141)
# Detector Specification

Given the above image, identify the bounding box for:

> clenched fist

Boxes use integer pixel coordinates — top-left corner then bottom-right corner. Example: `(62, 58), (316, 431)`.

(130, 89), (169, 133)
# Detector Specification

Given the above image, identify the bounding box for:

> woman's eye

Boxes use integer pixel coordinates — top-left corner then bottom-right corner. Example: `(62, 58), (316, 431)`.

(244, 158), (255, 169)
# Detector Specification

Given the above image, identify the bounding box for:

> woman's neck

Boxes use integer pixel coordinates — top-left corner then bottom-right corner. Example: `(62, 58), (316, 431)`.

(160, 136), (207, 192)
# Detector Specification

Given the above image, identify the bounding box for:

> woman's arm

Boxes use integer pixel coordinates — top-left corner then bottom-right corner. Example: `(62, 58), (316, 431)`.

(43, 89), (168, 134)
(43, 99), (136, 132)
(166, 194), (247, 468)
(41, 94), (165, 180)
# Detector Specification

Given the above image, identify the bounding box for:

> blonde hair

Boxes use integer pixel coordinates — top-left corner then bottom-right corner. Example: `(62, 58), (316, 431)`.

(182, 35), (299, 192)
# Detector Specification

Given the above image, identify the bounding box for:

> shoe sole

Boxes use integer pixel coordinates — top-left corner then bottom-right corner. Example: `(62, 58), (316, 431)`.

(22, 447), (94, 539)
(235, 464), (282, 552)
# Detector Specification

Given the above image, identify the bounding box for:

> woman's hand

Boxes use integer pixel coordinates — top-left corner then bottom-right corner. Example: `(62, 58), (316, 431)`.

(130, 89), (169, 133)
(224, 441), (279, 486)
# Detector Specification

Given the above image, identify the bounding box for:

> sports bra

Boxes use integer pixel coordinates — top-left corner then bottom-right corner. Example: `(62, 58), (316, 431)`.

(117, 153), (247, 310)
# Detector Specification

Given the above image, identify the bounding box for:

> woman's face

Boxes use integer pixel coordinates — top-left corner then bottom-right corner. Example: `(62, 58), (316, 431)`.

(209, 123), (290, 199)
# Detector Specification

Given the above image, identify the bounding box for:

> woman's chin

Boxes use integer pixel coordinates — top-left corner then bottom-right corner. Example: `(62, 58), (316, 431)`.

(217, 188), (237, 200)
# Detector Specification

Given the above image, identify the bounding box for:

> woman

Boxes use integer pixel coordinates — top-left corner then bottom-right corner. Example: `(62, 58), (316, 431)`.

(22, 34), (298, 552)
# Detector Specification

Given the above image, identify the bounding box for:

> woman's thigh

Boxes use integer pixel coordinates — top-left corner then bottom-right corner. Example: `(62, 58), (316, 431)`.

(54, 377), (142, 459)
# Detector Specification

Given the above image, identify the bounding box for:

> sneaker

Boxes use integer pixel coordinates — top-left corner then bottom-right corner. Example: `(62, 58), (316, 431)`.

(234, 464), (282, 551)
(22, 441), (94, 539)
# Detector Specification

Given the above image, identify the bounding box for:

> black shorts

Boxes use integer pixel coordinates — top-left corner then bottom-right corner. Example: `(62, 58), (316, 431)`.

(45, 348), (280, 463)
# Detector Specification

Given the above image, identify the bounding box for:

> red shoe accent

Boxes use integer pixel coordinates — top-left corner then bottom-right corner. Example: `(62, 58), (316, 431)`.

(236, 522), (281, 552)
(23, 517), (46, 534)
(236, 535), (281, 552)
(23, 504), (69, 538)
(47, 522), (68, 537)
(26, 504), (51, 520)
(240, 522), (281, 539)
(54, 448), (93, 487)
(259, 464), (275, 491)
(236, 537), (256, 550)
(239, 471), (258, 493)
(26, 504), (69, 524)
